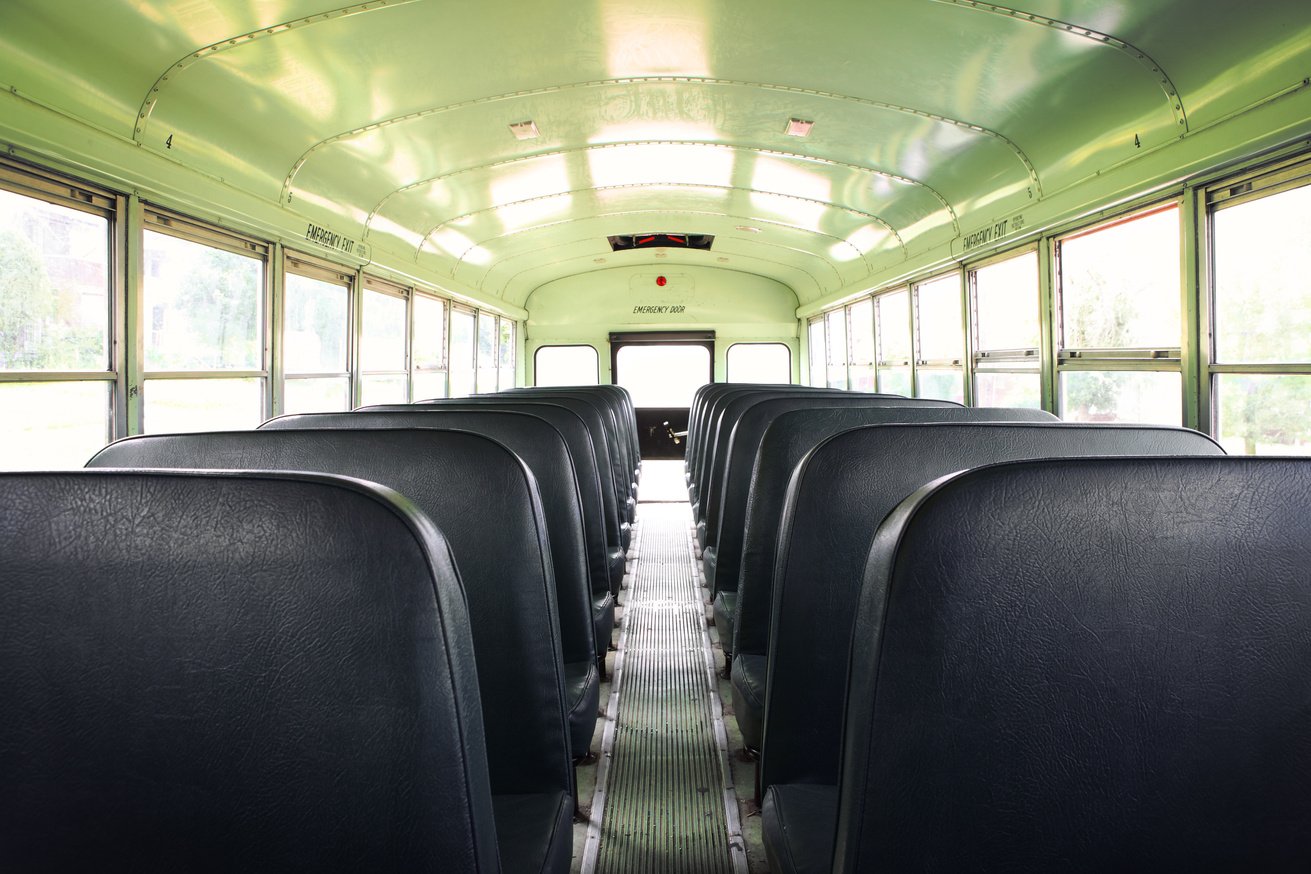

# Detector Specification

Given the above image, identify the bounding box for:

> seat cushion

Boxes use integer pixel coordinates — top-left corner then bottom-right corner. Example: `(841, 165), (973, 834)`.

(712, 591), (736, 655)
(608, 547), (626, 594)
(761, 784), (837, 874)
(730, 653), (767, 751)
(492, 791), (573, 874)
(592, 593), (615, 658)
(702, 545), (717, 590)
(564, 660), (600, 759)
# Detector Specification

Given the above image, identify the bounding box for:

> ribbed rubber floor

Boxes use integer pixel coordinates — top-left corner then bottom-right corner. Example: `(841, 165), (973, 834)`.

(594, 502), (736, 874)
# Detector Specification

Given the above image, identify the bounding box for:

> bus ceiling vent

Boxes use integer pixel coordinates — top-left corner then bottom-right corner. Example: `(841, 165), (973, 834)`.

(608, 233), (715, 252)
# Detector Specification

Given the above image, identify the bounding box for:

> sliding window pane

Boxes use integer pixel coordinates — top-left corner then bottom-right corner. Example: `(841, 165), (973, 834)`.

(1060, 370), (1180, 425)
(848, 299), (874, 391)
(535, 345), (598, 386)
(877, 366), (912, 396)
(1215, 373), (1311, 455)
(975, 371), (1041, 408)
(144, 231), (260, 370)
(360, 375), (408, 406)
(916, 274), (964, 362)
(284, 376), (350, 414)
(0, 188), (110, 371)
(807, 319), (825, 386)
(361, 289), (406, 373)
(974, 252), (1039, 351)
(825, 309), (847, 388)
(1213, 184), (1311, 363)
(1060, 206), (1181, 349)
(145, 377), (263, 433)
(449, 308), (476, 397)
(412, 371), (448, 400)
(285, 273), (347, 374)
(876, 290), (911, 363)
(0, 381), (110, 469)
(917, 368), (964, 403)
(413, 295), (447, 370)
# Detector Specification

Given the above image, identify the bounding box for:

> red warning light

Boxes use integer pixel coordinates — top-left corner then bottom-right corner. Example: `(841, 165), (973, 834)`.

(656, 275), (667, 286)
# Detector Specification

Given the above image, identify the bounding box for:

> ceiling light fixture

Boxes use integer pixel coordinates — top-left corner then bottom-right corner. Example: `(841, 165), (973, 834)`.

(784, 117), (814, 138)
(734, 225), (762, 233)
(508, 120), (540, 140)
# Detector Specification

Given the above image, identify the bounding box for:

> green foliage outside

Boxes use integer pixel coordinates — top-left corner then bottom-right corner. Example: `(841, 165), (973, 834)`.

(0, 228), (105, 370)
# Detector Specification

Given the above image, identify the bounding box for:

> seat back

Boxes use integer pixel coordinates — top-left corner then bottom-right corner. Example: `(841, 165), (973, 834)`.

(88, 429), (573, 801)
(838, 457), (1311, 872)
(762, 423), (1224, 797)
(0, 470), (499, 871)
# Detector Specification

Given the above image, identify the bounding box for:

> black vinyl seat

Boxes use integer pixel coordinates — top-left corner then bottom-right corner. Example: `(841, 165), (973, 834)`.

(262, 410), (603, 757)
(88, 430), (575, 874)
(422, 394), (633, 573)
(701, 394), (952, 608)
(729, 406), (1058, 751)
(794, 457), (1311, 872)
(760, 424), (1225, 874)
(0, 470), (500, 871)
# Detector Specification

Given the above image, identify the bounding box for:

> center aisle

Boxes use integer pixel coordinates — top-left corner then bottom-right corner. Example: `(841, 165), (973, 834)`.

(582, 462), (747, 874)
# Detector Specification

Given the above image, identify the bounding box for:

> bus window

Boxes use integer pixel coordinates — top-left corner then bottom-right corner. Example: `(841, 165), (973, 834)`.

(824, 308), (848, 389)
(448, 306), (476, 397)
(1057, 205), (1182, 424)
(875, 289), (911, 396)
(476, 311), (498, 394)
(726, 343), (790, 384)
(972, 251), (1041, 409)
(846, 299), (875, 392)
(535, 344), (598, 386)
(360, 282), (409, 407)
(806, 318), (826, 387)
(1212, 175), (1311, 454)
(914, 272), (965, 403)
(284, 262), (351, 414)
(143, 217), (266, 432)
(411, 293), (448, 400)
(498, 319), (516, 390)
(0, 182), (112, 467)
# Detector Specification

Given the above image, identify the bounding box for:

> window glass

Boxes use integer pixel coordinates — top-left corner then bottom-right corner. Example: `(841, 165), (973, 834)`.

(1060, 370), (1181, 425)
(1059, 206), (1181, 349)
(497, 319), (515, 391)
(0, 187), (110, 371)
(916, 273), (964, 362)
(449, 308), (476, 397)
(1214, 374), (1311, 455)
(847, 299), (875, 391)
(477, 312), (497, 368)
(535, 345), (598, 386)
(0, 381), (110, 469)
(727, 343), (790, 383)
(975, 371), (1042, 408)
(825, 308), (847, 388)
(877, 366), (912, 396)
(143, 231), (260, 371)
(412, 371), (448, 400)
(145, 377), (264, 432)
(876, 290), (911, 363)
(974, 252), (1040, 352)
(1213, 184), (1311, 363)
(360, 374), (409, 406)
(615, 345), (710, 407)
(361, 288), (406, 373)
(917, 369), (964, 404)
(284, 376), (350, 414)
(412, 294), (447, 371)
(285, 272), (348, 373)
(807, 319), (825, 386)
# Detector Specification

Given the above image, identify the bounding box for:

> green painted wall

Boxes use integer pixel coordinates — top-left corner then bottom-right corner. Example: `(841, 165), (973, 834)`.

(525, 266), (799, 383)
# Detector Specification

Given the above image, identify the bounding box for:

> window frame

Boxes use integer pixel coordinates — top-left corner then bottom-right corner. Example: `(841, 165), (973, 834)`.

(726, 341), (792, 384)
(359, 275), (411, 406)
(533, 343), (600, 386)
(968, 246), (1042, 408)
(282, 250), (355, 413)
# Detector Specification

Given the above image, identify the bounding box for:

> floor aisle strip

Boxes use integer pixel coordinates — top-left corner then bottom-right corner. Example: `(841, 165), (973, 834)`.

(583, 501), (746, 874)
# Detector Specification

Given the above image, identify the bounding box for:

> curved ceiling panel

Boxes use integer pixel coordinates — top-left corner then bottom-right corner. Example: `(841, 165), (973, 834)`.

(1, 0), (1308, 309)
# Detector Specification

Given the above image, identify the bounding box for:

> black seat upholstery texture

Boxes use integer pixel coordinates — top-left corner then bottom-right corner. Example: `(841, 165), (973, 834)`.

(829, 457), (1311, 872)
(88, 430), (574, 874)
(761, 424), (1225, 874)
(261, 410), (603, 756)
(728, 406), (1058, 750)
(0, 470), (501, 871)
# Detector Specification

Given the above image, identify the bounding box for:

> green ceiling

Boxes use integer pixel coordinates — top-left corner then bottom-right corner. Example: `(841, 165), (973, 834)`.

(1, 0), (1309, 309)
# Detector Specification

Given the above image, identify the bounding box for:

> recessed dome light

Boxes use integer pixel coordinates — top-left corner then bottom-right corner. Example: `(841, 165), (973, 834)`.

(735, 225), (761, 233)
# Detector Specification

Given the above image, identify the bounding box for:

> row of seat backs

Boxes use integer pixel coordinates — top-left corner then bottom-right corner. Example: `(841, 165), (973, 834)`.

(84, 428), (577, 872)
(838, 456), (1311, 870)
(1, 469), (505, 870)
(699, 393), (961, 589)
